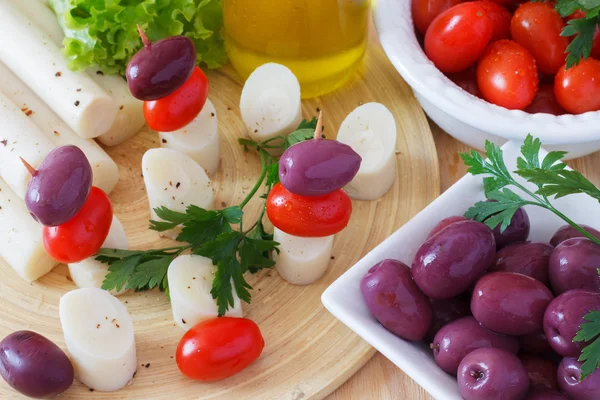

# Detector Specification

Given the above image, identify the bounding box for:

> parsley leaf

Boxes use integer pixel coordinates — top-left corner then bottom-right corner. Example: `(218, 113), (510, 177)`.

(101, 254), (142, 293)
(285, 129), (316, 148)
(574, 311), (600, 380)
(297, 117), (319, 130)
(126, 256), (173, 291)
(464, 189), (530, 232)
(562, 17), (598, 68)
(553, 0), (600, 68)
(518, 168), (600, 200)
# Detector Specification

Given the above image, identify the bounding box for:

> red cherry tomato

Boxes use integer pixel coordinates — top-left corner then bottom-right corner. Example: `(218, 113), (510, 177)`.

(477, 40), (539, 110)
(524, 84), (566, 115)
(555, 58), (600, 114)
(510, 2), (569, 75)
(411, 0), (462, 35)
(480, 1), (511, 41)
(447, 67), (482, 98)
(425, 2), (493, 73)
(266, 183), (352, 237)
(43, 187), (112, 264)
(143, 66), (209, 132)
(176, 318), (264, 382)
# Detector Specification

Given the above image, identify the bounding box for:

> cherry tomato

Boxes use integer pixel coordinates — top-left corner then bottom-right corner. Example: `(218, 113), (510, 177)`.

(524, 84), (566, 115)
(447, 67), (482, 98)
(555, 58), (600, 114)
(411, 0), (462, 35)
(480, 1), (511, 41)
(43, 187), (112, 264)
(510, 2), (569, 75)
(176, 317), (264, 382)
(425, 2), (493, 73)
(143, 66), (209, 132)
(266, 183), (352, 237)
(477, 40), (539, 110)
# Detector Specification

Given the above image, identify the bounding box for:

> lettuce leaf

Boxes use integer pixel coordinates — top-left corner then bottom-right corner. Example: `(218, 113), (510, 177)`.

(49, 0), (227, 75)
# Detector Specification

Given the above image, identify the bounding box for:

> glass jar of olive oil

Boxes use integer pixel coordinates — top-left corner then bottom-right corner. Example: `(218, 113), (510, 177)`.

(223, 0), (371, 99)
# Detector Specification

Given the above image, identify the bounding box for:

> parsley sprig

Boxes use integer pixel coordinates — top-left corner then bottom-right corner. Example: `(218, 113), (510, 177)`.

(97, 118), (321, 316)
(552, 0), (600, 68)
(461, 134), (600, 380)
(460, 134), (600, 246)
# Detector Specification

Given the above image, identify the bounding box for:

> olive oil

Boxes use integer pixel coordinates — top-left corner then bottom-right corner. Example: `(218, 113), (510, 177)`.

(223, 0), (370, 98)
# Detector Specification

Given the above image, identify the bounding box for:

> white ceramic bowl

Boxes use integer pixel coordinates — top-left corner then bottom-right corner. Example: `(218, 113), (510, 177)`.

(322, 140), (600, 399)
(373, 0), (600, 159)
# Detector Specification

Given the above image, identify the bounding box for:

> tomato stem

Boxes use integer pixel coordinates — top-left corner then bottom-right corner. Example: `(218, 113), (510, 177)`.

(136, 24), (151, 47)
(313, 110), (323, 140)
(19, 157), (37, 176)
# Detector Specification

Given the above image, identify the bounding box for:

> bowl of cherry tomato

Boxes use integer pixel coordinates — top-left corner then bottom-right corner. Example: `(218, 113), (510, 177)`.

(373, 0), (600, 159)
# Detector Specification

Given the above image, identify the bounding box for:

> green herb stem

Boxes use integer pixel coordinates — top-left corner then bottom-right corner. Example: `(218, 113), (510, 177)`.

(239, 149), (268, 209)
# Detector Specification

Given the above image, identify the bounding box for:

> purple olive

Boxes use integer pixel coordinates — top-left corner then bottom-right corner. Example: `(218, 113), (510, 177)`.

(490, 242), (554, 286)
(548, 238), (600, 295)
(424, 297), (471, 342)
(360, 259), (432, 341)
(279, 139), (361, 196)
(488, 205), (531, 249)
(0, 331), (73, 398)
(25, 145), (92, 226)
(557, 357), (600, 400)
(458, 348), (529, 400)
(520, 354), (559, 390)
(426, 216), (469, 239)
(550, 224), (600, 247)
(412, 220), (496, 299)
(126, 33), (196, 100)
(519, 331), (554, 355)
(431, 316), (519, 375)
(543, 289), (600, 357)
(472, 272), (554, 336)
(524, 387), (570, 400)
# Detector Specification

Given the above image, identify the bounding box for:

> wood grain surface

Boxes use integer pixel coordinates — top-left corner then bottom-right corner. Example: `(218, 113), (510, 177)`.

(0, 26), (440, 399)
(327, 123), (600, 400)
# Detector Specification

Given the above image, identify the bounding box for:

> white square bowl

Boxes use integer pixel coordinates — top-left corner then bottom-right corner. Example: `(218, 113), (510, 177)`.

(322, 140), (600, 400)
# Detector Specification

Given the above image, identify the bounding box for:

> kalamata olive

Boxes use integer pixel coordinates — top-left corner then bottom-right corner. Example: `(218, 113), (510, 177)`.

(548, 238), (600, 295)
(431, 316), (519, 375)
(412, 220), (496, 299)
(360, 259), (432, 341)
(126, 32), (196, 101)
(488, 206), (530, 249)
(519, 331), (554, 355)
(279, 139), (362, 196)
(0, 331), (73, 398)
(426, 216), (468, 239)
(472, 272), (554, 336)
(490, 242), (554, 286)
(424, 297), (471, 342)
(520, 354), (559, 390)
(558, 357), (600, 400)
(458, 348), (529, 400)
(543, 289), (600, 357)
(550, 224), (600, 247)
(25, 145), (92, 226)
(525, 387), (570, 400)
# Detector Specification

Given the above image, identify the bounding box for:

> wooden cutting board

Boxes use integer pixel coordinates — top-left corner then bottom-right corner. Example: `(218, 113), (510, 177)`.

(0, 26), (440, 399)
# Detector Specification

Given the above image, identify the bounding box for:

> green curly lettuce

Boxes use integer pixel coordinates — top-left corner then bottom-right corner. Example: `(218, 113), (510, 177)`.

(49, 0), (227, 76)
